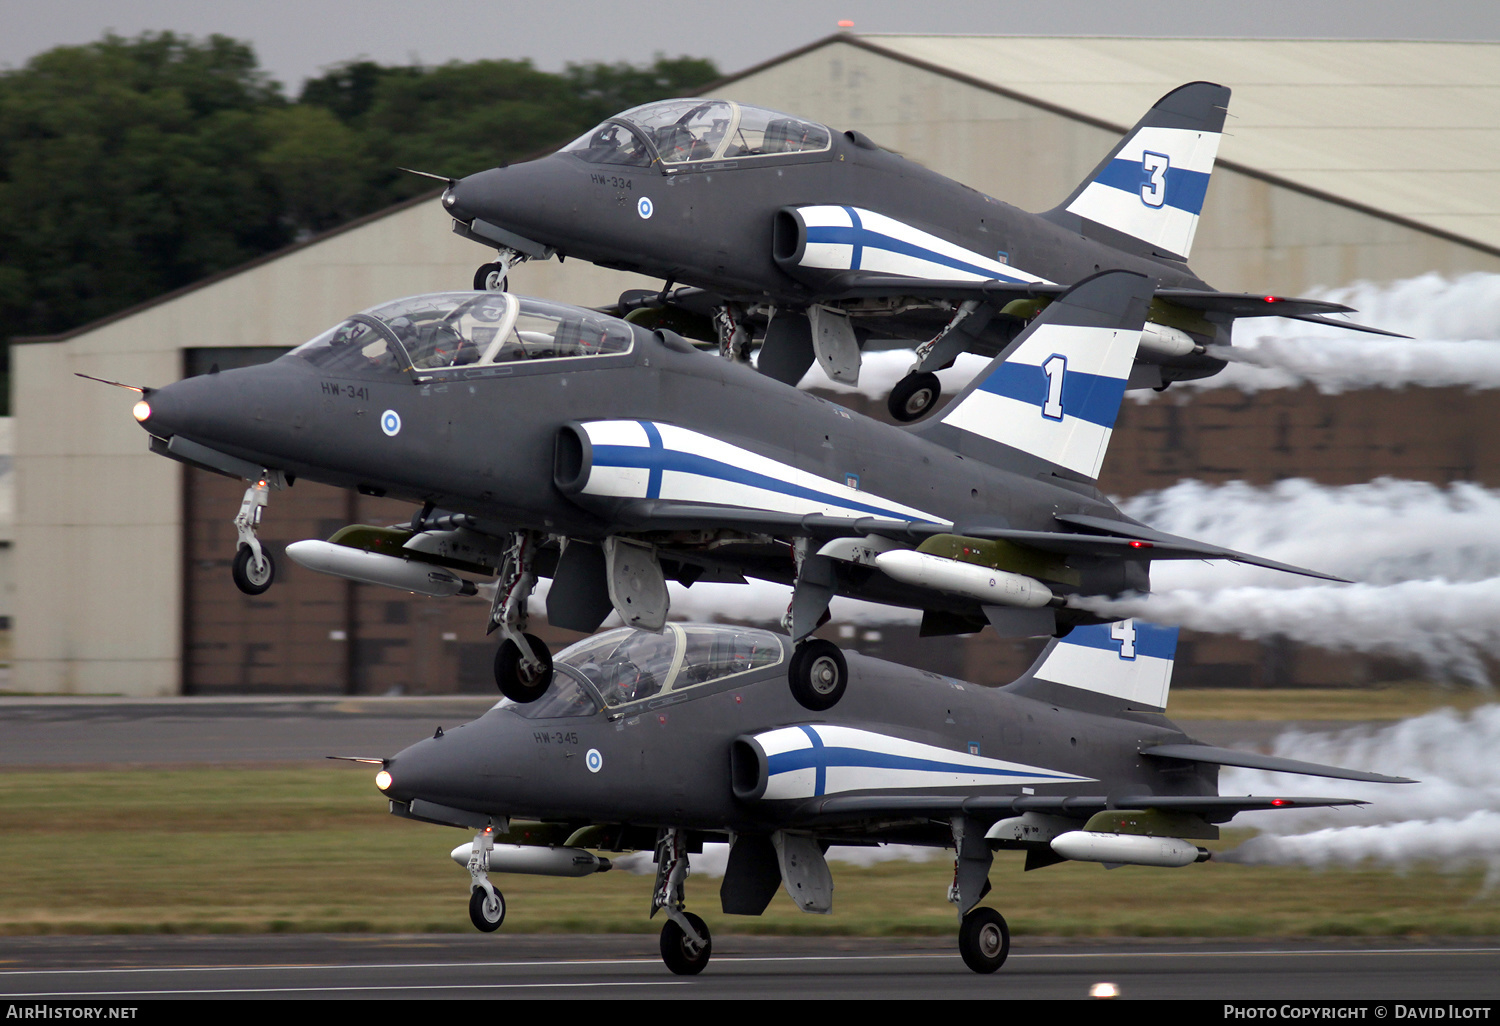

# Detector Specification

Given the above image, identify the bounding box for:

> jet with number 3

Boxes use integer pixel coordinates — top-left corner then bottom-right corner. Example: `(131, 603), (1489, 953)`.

(437, 82), (1399, 421)
(124, 269), (1342, 712)
(348, 618), (1410, 975)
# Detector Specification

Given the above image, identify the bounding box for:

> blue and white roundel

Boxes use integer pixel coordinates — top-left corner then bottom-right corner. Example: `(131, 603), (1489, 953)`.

(380, 410), (401, 437)
(586, 748), (603, 773)
(637, 196), (653, 219)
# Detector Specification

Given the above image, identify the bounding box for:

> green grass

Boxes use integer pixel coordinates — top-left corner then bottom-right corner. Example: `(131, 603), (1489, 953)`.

(3, 766), (1498, 937)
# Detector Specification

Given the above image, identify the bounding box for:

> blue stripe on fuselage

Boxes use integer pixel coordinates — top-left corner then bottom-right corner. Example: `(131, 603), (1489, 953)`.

(590, 439), (937, 522)
(978, 361), (1128, 429)
(803, 225), (1033, 284)
(764, 743), (1082, 783)
(1092, 158), (1211, 214)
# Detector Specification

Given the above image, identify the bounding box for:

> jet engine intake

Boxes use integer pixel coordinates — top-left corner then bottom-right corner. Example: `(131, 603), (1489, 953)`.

(553, 423), (592, 495)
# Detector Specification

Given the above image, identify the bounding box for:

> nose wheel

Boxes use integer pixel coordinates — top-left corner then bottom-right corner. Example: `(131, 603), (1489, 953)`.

(788, 639), (848, 710)
(888, 371), (942, 422)
(473, 262), (508, 292)
(232, 544), (275, 595)
(468, 886), (506, 932)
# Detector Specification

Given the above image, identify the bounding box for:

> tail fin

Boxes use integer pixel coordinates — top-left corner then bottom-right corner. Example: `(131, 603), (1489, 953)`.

(1043, 82), (1229, 262)
(922, 269), (1151, 482)
(1005, 619), (1179, 712)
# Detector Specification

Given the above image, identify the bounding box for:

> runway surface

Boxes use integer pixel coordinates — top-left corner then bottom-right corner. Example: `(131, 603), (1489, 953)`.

(1, 935), (1497, 1001)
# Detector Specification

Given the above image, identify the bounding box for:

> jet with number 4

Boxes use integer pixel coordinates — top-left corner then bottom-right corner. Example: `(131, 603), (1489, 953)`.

(121, 269), (1342, 711)
(347, 618), (1411, 976)
(437, 83), (1399, 421)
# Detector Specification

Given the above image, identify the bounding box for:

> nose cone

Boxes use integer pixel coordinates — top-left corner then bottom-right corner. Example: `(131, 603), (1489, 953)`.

(442, 167), (508, 225)
(379, 719), (525, 812)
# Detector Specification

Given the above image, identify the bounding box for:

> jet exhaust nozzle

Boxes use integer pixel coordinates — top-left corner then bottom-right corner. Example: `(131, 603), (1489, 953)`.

(1049, 830), (1208, 868)
(285, 540), (477, 598)
(449, 842), (612, 877)
(873, 549), (1054, 608)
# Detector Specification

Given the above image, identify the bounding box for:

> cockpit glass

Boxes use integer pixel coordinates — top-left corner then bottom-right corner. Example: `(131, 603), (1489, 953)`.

(612, 99), (832, 165)
(560, 121), (653, 167)
(499, 669), (601, 719)
(548, 624), (786, 710)
(287, 293), (633, 378)
(286, 317), (406, 374)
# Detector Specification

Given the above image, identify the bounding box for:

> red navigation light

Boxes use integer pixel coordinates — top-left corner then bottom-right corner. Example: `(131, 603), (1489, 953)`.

(1271, 799), (1288, 806)
(1264, 295), (1279, 303)
(1128, 540), (1152, 549)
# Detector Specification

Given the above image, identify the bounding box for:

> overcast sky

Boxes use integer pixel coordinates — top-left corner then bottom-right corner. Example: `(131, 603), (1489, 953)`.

(5, 0), (1500, 92)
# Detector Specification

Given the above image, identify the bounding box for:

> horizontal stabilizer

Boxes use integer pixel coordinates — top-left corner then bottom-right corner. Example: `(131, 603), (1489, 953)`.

(1142, 744), (1416, 784)
(1276, 313), (1411, 338)
(1051, 513), (1350, 582)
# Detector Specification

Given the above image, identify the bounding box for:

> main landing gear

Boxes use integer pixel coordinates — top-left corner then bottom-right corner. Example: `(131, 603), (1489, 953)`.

(488, 531), (553, 703)
(959, 906), (1010, 974)
(888, 370), (942, 422)
(652, 828), (712, 975)
(787, 639), (848, 711)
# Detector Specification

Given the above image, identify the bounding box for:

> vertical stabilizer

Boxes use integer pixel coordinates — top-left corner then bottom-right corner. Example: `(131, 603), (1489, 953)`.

(1006, 619), (1179, 712)
(1043, 82), (1229, 261)
(925, 269), (1151, 482)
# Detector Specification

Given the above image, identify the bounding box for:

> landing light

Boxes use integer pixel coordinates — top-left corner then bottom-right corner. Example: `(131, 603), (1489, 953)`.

(132, 400), (151, 423)
(376, 770), (393, 791)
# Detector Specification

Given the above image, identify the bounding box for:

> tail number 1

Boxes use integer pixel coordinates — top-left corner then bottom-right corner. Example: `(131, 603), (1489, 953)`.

(1042, 355), (1066, 420)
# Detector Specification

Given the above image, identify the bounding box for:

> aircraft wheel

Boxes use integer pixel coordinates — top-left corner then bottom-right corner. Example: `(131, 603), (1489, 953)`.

(659, 912), (711, 975)
(888, 371), (942, 422)
(468, 887), (505, 932)
(958, 907), (1010, 974)
(788, 639), (847, 711)
(474, 262), (507, 292)
(494, 633), (553, 702)
(232, 545), (275, 596)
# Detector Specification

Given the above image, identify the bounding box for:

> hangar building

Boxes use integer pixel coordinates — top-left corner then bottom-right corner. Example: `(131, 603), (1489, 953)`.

(15, 34), (1500, 694)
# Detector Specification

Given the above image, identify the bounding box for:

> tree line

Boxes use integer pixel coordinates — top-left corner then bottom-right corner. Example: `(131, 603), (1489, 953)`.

(0, 31), (718, 406)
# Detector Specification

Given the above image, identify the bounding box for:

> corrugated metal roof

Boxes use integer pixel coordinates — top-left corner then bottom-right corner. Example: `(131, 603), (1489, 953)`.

(858, 35), (1500, 250)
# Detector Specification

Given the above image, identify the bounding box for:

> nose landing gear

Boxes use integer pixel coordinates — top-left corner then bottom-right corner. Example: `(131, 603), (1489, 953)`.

(230, 472), (285, 595)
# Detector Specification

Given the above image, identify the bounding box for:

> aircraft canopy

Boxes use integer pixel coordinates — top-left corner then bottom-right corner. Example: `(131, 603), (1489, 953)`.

(562, 99), (832, 167)
(287, 292), (634, 378)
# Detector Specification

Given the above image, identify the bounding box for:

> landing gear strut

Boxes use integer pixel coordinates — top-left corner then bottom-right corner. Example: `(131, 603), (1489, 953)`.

(465, 822), (507, 932)
(488, 532), (552, 702)
(651, 828), (712, 975)
(474, 246), (528, 292)
(230, 473), (283, 595)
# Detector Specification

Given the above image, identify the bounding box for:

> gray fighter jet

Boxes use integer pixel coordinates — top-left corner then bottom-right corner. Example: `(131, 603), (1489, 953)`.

(350, 618), (1410, 975)
(438, 83), (1398, 420)
(126, 270), (1340, 709)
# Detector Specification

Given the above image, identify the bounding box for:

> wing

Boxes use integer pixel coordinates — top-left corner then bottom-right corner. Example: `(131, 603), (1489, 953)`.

(783, 792), (1366, 826)
(1142, 744), (1416, 784)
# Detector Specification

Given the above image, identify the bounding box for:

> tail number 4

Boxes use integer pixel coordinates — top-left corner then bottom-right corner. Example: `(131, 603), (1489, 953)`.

(1111, 619), (1137, 659)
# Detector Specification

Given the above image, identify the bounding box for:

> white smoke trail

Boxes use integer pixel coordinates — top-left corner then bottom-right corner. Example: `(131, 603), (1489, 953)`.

(1072, 478), (1500, 683)
(1218, 706), (1500, 884)
(1178, 272), (1500, 395)
(788, 274), (1500, 398)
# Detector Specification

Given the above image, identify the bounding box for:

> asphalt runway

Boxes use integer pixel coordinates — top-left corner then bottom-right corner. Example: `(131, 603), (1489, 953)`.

(1, 935), (1497, 1001)
(5, 700), (1495, 1003)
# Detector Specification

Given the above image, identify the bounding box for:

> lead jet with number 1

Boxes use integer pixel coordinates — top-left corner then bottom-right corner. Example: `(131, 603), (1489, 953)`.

(121, 269), (1343, 711)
